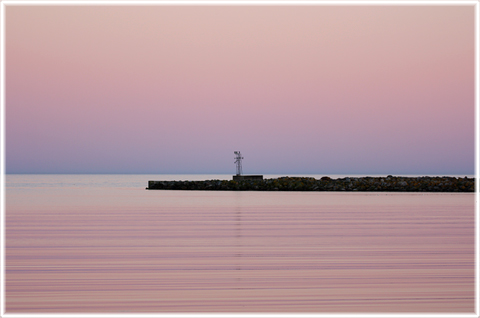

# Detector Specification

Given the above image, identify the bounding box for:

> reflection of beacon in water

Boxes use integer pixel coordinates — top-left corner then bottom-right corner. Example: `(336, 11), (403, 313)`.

(234, 200), (242, 282)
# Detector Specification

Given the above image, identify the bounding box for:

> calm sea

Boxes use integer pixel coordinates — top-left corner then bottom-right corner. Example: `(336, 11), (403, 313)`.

(5, 174), (475, 313)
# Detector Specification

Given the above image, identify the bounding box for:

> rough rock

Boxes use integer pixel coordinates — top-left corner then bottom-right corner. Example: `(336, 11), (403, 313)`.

(147, 176), (474, 192)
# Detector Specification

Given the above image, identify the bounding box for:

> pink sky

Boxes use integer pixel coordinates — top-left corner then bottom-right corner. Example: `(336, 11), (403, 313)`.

(5, 5), (475, 174)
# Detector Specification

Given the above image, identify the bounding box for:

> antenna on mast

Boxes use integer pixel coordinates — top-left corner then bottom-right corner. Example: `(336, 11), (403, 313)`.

(234, 151), (243, 176)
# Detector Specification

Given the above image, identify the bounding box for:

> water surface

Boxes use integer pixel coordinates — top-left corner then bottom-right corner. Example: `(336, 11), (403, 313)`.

(5, 174), (475, 313)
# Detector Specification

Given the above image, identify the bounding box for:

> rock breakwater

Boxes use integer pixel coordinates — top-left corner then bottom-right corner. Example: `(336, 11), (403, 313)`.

(147, 176), (474, 192)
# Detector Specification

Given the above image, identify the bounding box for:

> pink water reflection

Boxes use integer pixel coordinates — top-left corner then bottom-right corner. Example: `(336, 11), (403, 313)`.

(6, 188), (474, 313)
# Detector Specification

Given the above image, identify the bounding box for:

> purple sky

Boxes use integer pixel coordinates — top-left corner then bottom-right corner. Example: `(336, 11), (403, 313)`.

(5, 5), (475, 175)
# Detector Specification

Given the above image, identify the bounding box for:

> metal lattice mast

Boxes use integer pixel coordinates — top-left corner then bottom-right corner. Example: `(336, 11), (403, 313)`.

(234, 151), (243, 176)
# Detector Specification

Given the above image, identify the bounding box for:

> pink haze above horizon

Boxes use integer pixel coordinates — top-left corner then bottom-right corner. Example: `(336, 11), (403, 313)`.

(5, 5), (475, 174)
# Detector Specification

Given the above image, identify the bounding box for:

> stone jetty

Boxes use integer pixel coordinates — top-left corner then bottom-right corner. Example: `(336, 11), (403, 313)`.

(147, 176), (474, 192)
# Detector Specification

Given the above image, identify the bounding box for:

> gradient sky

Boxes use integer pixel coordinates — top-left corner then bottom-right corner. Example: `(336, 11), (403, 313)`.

(5, 4), (475, 175)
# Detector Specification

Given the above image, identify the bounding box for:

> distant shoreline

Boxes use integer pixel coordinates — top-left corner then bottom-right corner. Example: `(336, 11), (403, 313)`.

(147, 176), (475, 192)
